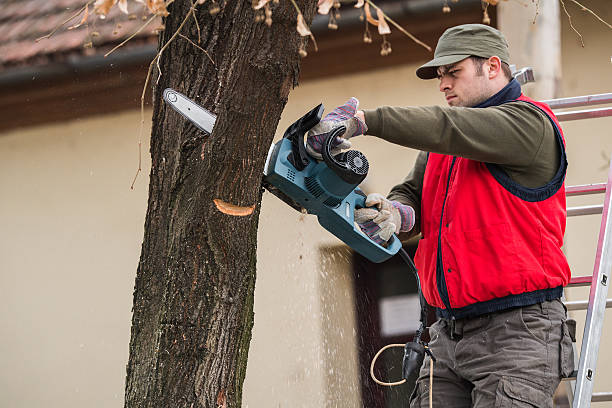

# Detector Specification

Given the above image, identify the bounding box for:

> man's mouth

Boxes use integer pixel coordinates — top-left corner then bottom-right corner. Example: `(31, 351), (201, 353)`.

(446, 95), (456, 102)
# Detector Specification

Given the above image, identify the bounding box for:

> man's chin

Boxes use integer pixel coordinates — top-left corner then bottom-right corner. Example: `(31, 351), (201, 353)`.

(447, 98), (461, 107)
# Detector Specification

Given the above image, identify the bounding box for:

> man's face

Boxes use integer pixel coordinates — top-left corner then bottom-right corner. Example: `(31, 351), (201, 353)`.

(437, 58), (491, 107)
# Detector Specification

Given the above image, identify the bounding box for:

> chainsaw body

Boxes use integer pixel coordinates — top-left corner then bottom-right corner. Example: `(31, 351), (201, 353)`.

(263, 104), (402, 263)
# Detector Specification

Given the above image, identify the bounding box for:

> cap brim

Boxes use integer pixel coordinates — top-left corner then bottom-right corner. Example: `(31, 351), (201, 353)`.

(416, 54), (471, 79)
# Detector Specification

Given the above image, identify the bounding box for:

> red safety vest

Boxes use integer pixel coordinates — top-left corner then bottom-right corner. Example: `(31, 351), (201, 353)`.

(414, 94), (571, 318)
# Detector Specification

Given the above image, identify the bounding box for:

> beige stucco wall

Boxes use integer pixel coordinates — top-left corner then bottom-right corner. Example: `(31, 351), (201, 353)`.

(0, 114), (151, 406)
(1, 4), (611, 406)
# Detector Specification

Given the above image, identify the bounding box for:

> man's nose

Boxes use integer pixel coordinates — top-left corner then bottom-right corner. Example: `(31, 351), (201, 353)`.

(439, 77), (452, 92)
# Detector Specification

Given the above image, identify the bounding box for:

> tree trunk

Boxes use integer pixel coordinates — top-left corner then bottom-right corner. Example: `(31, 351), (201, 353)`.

(124, 1), (316, 406)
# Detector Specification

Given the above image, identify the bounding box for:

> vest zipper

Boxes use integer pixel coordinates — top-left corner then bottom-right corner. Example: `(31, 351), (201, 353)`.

(436, 156), (456, 316)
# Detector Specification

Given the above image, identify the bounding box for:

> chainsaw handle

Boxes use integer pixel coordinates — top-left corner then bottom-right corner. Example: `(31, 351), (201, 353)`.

(283, 103), (324, 171)
(352, 191), (403, 259)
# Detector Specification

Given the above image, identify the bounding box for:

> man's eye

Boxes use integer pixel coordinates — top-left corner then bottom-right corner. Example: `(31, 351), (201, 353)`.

(449, 70), (459, 76)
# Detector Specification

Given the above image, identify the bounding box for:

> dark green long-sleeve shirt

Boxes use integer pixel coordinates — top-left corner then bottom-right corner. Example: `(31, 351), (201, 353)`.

(363, 101), (560, 236)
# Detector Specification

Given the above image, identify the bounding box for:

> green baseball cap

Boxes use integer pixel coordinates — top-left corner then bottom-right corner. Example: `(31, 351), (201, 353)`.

(416, 24), (510, 80)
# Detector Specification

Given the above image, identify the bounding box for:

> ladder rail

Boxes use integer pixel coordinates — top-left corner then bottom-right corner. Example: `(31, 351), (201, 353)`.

(572, 157), (612, 408)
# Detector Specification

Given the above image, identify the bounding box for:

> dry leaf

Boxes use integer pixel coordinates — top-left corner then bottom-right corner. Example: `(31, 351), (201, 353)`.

(296, 13), (311, 36)
(376, 8), (391, 35)
(253, 0), (270, 10)
(213, 199), (255, 216)
(145, 0), (169, 16)
(364, 3), (378, 26)
(94, 0), (117, 16)
(118, 0), (128, 14)
(354, 0), (364, 8)
(318, 0), (334, 15)
(68, 5), (89, 29)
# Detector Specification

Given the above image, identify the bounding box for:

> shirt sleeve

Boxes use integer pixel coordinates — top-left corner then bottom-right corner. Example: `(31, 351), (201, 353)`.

(363, 101), (552, 169)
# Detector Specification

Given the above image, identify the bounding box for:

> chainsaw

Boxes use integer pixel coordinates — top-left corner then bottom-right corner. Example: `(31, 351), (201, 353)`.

(162, 89), (402, 263)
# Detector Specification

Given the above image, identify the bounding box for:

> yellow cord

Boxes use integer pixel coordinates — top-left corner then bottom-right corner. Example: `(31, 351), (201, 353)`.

(370, 342), (434, 408)
(369, 343), (407, 386)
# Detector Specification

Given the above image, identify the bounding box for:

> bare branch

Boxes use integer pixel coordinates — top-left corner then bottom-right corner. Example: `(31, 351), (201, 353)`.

(35, 0), (95, 42)
(105, 14), (157, 57)
(179, 34), (217, 68)
(570, 0), (612, 30)
(364, 0), (432, 52)
(532, 0), (540, 24)
(559, 0), (585, 47)
(192, 3), (202, 43)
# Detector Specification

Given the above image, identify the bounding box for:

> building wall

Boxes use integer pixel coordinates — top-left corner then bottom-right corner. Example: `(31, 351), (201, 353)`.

(0, 113), (151, 406)
(1, 4), (611, 406)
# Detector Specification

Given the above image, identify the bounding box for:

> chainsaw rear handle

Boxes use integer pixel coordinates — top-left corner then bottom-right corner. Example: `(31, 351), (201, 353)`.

(316, 193), (402, 263)
(351, 191), (403, 260)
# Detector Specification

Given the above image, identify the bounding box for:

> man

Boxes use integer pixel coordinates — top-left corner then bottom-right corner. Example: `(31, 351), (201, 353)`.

(306, 24), (575, 407)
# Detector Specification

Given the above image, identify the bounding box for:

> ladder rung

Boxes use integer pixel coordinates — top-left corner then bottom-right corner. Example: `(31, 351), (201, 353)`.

(568, 205), (604, 217)
(543, 93), (612, 109)
(568, 276), (593, 287)
(592, 392), (612, 403)
(565, 299), (612, 311)
(566, 183), (607, 196)
(556, 107), (612, 122)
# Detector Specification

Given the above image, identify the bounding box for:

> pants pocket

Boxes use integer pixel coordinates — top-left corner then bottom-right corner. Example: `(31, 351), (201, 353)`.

(495, 376), (552, 408)
(560, 320), (576, 378)
(520, 303), (550, 345)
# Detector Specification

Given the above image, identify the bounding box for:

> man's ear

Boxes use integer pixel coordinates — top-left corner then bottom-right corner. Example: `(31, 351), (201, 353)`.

(488, 56), (502, 79)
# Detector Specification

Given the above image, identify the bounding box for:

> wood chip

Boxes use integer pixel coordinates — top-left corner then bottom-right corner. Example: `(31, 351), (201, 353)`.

(213, 199), (255, 216)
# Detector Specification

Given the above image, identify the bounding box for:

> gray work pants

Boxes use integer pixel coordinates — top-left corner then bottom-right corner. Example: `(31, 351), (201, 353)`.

(410, 299), (575, 407)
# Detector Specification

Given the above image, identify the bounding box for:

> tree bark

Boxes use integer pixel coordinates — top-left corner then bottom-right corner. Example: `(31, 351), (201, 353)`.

(124, 1), (316, 406)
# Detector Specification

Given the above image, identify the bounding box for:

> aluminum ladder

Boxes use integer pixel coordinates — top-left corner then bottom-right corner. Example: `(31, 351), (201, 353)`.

(545, 92), (612, 406)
